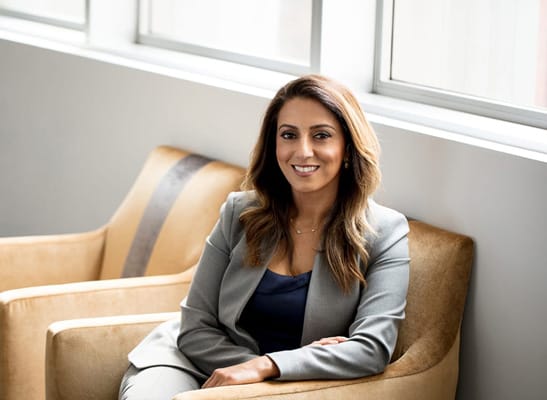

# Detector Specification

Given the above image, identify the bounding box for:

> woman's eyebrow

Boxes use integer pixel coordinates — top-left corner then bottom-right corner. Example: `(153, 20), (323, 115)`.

(310, 123), (336, 130)
(278, 123), (298, 131)
(278, 123), (336, 131)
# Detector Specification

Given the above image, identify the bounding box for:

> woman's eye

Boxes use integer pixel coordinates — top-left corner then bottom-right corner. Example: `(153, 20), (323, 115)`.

(314, 132), (331, 140)
(280, 132), (296, 139)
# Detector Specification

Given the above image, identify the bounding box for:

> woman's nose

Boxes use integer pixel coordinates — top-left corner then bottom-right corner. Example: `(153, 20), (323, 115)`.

(295, 137), (314, 158)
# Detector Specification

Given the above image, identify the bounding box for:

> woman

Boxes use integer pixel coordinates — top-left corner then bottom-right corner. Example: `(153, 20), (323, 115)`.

(120, 75), (409, 399)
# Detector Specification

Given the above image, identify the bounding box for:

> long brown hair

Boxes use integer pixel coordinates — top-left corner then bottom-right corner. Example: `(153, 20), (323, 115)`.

(241, 75), (381, 293)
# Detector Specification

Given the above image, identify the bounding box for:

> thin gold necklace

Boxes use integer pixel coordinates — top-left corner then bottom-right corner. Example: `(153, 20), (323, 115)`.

(290, 218), (320, 234)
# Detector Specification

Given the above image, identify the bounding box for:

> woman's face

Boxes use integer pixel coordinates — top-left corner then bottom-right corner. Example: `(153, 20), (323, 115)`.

(276, 97), (346, 199)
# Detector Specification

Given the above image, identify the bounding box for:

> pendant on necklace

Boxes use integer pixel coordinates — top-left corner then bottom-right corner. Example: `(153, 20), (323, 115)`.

(295, 228), (317, 234)
(291, 218), (319, 235)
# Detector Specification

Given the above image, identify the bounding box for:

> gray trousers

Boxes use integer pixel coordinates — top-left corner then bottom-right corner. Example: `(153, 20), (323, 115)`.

(119, 364), (203, 400)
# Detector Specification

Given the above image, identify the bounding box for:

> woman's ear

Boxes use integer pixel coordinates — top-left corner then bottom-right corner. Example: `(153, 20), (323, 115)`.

(344, 145), (352, 169)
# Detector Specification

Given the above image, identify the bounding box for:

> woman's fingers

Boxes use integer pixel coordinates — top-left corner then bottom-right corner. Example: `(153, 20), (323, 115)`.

(202, 356), (279, 388)
(309, 336), (348, 346)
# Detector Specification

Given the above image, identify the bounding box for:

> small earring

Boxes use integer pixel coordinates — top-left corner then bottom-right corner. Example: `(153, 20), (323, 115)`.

(344, 158), (349, 169)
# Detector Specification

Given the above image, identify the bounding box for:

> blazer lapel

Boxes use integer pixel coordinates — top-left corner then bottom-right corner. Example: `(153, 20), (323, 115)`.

(301, 253), (360, 346)
(218, 238), (268, 351)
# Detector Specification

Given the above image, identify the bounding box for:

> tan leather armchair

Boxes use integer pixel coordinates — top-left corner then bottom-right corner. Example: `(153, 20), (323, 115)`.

(45, 220), (474, 400)
(0, 146), (245, 400)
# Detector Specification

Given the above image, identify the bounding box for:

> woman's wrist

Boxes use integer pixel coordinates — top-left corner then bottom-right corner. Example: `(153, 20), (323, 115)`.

(258, 355), (280, 379)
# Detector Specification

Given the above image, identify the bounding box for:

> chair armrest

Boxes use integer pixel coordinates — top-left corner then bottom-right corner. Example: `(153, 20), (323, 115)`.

(46, 312), (179, 400)
(0, 227), (106, 291)
(45, 313), (460, 400)
(173, 335), (460, 400)
(0, 268), (193, 400)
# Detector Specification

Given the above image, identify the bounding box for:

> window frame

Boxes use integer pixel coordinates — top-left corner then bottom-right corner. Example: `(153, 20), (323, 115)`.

(0, 0), (89, 31)
(137, 0), (323, 76)
(373, 0), (547, 130)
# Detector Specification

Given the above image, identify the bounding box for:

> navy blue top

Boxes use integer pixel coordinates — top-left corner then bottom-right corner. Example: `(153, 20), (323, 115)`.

(239, 269), (312, 354)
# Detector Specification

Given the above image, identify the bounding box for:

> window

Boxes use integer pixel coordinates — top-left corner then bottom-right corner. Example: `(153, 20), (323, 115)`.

(138, 0), (322, 75)
(0, 0), (87, 30)
(374, 0), (547, 129)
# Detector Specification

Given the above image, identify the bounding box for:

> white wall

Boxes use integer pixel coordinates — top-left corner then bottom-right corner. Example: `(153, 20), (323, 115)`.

(1, 38), (546, 399)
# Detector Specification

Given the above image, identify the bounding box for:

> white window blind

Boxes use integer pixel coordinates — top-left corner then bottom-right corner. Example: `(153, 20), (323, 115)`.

(138, 0), (321, 75)
(375, 0), (547, 128)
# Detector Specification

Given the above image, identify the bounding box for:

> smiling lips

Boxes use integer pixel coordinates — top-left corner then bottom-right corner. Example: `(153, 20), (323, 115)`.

(292, 165), (319, 175)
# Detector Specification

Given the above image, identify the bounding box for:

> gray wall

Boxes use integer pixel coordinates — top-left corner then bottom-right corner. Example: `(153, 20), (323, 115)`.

(1, 38), (546, 399)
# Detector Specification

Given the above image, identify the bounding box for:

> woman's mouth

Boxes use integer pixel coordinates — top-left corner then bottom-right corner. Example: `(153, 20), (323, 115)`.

(292, 165), (319, 175)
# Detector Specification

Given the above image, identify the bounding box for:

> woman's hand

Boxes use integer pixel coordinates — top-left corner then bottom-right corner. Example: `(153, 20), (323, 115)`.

(202, 356), (280, 388)
(309, 336), (348, 346)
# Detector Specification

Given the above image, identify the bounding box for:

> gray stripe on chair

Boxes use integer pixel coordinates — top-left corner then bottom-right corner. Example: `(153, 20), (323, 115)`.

(121, 154), (212, 278)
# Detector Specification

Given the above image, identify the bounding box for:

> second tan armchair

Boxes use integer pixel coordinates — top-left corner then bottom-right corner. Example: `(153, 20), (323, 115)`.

(45, 220), (474, 400)
(0, 146), (245, 400)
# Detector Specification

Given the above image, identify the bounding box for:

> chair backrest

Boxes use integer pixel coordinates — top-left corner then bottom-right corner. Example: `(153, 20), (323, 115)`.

(99, 146), (245, 280)
(391, 220), (474, 367)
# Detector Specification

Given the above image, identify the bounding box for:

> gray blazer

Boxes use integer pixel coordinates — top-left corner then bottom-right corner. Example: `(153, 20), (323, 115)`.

(128, 191), (409, 381)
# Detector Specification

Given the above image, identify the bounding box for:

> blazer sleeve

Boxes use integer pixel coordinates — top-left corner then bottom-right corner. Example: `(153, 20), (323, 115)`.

(176, 192), (258, 375)
(267, 204), (410, 380)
